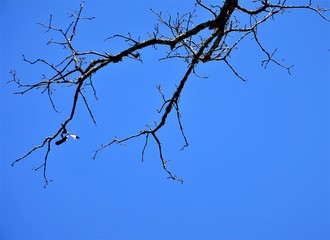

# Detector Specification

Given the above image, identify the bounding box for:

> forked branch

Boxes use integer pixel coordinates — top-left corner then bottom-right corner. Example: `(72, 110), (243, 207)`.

(10, 0), (329, 186)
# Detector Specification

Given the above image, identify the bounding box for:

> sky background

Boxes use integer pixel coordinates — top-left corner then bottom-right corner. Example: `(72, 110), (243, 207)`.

(0, 1), (329, 239)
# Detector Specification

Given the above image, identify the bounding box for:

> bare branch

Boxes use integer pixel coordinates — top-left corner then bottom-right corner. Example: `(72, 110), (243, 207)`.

(196, 0), (217, 17)
(79, 90), (97, 125)
(174, 102), (189, 151)
(10, 0), (329, 186)
(224, 59), (247, 82)
(252, 30), (293, 74)
(141, 133), (150, 163)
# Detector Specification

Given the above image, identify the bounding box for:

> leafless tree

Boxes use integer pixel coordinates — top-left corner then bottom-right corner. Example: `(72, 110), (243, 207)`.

(9, 0), (329, 187)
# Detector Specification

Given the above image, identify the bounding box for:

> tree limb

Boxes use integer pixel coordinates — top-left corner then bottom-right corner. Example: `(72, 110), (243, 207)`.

(10, 0), (329, 186)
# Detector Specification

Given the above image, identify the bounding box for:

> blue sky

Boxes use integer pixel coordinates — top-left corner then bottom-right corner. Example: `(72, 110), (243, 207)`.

(0, 1), (329, 239)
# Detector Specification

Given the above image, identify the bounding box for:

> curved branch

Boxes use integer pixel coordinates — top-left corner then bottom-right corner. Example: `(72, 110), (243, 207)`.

(10, 0), (329, 186)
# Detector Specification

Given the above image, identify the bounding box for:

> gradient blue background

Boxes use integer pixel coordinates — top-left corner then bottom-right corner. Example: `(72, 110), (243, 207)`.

(1, 1), (329, 239)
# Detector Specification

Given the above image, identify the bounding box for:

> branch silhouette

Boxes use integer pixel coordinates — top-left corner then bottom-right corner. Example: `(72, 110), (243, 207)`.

(9, 0), (329, 187)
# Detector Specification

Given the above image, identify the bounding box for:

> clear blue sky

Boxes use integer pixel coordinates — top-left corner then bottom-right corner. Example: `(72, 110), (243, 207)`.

(1, 1), (329, 239)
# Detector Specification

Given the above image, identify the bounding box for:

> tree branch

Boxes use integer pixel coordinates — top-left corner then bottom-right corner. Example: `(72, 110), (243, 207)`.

(10, 0), (329, 186)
